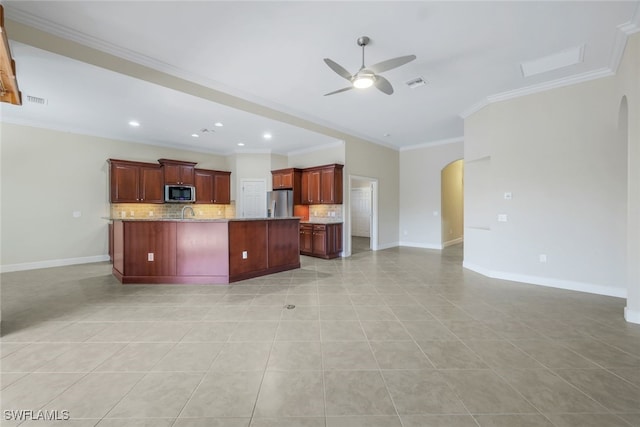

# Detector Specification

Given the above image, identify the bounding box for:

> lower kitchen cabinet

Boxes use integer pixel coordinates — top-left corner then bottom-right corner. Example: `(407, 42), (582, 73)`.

(300, 223), (342, 259)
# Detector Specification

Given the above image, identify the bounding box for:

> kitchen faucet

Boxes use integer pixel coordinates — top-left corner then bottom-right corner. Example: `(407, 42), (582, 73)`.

(181, 206), (195, 219)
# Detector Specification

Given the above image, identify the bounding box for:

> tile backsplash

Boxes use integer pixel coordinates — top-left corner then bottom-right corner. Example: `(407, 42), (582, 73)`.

(308, 204), (343, 221)
(111, 202), (235, 219)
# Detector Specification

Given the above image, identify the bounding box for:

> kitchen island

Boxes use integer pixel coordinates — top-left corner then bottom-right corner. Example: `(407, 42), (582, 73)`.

(111, 218), (300, 284)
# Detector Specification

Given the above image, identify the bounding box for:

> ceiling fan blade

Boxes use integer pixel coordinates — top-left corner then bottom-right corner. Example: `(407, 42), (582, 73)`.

(324, 86), (354, 96)
(374, 75), (393, 95)
(324, 58), (353, 81)
(369, 55), (417, 74)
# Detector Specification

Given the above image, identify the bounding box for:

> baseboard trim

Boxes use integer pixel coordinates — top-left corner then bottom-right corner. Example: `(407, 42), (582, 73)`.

(442, 237), (463, 248)
(463, 262), (626, 298)
(1, 255), (110, 273)
(625, 307), (640, 324)
(399, 241), (443, 250)
(376, 241), (400, 250)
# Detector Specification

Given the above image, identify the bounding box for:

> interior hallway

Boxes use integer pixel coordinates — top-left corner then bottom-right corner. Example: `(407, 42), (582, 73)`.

(1, 245), (639, 427)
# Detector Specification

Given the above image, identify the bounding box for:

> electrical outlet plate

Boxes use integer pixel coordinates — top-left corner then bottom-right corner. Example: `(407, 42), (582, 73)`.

(498, 214), (508, 222)
(147, 253), (154, 261)
(242, 251), (248, 259)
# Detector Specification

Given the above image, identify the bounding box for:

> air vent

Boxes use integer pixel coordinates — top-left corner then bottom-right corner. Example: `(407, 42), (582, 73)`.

(26, 95), (47, 105)
(405, 77), (427, 89)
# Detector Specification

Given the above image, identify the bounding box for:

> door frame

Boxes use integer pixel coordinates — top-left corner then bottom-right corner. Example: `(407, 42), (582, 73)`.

(345, 175), (378, 257)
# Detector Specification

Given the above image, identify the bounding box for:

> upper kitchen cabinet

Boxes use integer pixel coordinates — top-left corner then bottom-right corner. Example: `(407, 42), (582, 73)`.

(302, 164), (343, 204)
(109, 159), (164, 203)
(194, 169), (231, 204)
(271, 168), (302, 204)
(158, 159), (196, 185)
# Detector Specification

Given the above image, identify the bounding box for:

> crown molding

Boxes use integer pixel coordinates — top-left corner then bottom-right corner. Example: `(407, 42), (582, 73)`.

(400, 136), (464, 152)
(460, 6), (639, 120)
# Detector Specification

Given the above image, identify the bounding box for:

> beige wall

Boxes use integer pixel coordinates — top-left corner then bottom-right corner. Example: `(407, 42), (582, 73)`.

(287, 142), (345, 168)
(0, 123), (228, 269)
(441, 159), (464, 245)
(464, 34), (639, 303)
(399, 141), (464, 249)
(345, 138), (399, 252)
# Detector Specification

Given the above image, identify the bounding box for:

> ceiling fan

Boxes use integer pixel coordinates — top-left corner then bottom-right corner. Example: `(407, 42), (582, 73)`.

(324, 36), (416, 96)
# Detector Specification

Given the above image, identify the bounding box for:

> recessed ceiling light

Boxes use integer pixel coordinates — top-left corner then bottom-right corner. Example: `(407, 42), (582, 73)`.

(128, 120), (140, 127)
(214, 122), (224, 127)
(237, 142), (245, 146)
(383, 133), (391, 137)
(263, 132), (272, 140)
(191, 133), (199, 138)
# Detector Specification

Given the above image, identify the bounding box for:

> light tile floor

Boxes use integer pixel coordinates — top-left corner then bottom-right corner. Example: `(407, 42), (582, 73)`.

(1, 244), (640, 427)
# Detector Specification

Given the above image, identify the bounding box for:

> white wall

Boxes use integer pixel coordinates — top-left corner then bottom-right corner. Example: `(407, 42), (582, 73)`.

(464, 58), (633, 298)
(0, 123), (228, 270)
(287, 142), (345, 168)
(399, 141), (464, 249)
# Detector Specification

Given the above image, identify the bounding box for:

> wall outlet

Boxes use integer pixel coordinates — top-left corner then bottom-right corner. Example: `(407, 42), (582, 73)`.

(498, 214), (508, 222)
(403, 230), (408, 236)
(504, 192), (512, 200)
(148, 211), (154, 216)
(242, 251), (248, 259)
(433, 211), (439, 216)
(130, 211), (135, 217)
(147, 253), (154, 262)
(539, 254), (547, 263)
(72, 211), (81, 218)
(121, 211), (126, 218)
(330, 211), (335, 217)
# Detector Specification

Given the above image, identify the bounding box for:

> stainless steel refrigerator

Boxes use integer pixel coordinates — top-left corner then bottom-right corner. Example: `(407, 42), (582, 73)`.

(267, 190), (294, 217)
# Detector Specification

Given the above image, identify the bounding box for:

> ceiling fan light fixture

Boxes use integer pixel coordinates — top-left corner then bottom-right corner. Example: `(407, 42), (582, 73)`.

(353, 73), (374, 89)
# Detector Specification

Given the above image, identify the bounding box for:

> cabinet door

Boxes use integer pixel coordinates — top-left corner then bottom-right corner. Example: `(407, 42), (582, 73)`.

(139, 166), (164, 203)
(272, 173), (283, 189)
(300, 225), (313, 254)
(213, 173), (231, 204)
(312, 225), (327, 256)
(111, 162), (140, 203)
(194, 170), (214, 203)
(319, 166), (343, 204)
(163, 164), (195, 185)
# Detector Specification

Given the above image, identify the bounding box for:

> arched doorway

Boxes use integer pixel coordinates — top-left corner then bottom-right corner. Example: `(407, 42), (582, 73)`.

(441, 159), (464, 249)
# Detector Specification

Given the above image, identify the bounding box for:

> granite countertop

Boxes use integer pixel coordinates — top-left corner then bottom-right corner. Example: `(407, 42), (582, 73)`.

(106, 217), (302, 222)
(300, 220), (344, 224)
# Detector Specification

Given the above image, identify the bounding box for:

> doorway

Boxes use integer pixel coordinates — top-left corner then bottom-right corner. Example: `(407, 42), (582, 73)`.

(349, 176), (378, 255)
(441, 159), (464, 248)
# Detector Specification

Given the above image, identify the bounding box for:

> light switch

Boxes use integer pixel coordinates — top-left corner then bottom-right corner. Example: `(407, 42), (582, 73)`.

(498, 214), (508, 222)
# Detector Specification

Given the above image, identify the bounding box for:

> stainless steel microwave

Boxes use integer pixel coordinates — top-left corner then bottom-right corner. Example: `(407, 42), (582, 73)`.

(164, 185), (195, 203)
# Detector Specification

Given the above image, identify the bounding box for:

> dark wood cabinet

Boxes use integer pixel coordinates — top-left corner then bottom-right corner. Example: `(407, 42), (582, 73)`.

(301, 164), (343, 204)
(300, 222), (342, 259)
(213, 172), (231, 204)
(159, 159), (196, 185)
(268, 220), (300, 269)
(109, 159), (164, 203)
(272, 168), (302, 204)
(195, 169), (231, 204)
(122, 221), (177, 276)
(299, 224), (313, 254)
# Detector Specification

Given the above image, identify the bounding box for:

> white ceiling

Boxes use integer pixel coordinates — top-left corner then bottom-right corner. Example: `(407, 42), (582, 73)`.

(2, 1), (639, 155)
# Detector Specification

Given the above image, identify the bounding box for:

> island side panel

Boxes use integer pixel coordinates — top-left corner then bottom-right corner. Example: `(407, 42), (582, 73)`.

(113, 220), (124, 277)
(228, 221), (269, 280)
(124, 221), (177, 277)
(176, 222), (229, 277)
(268, 219), (300, 270)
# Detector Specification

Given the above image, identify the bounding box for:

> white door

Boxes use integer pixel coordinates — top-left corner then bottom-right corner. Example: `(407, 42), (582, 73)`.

(241, 179), (266, 218)
(351, 187), (371, 237)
